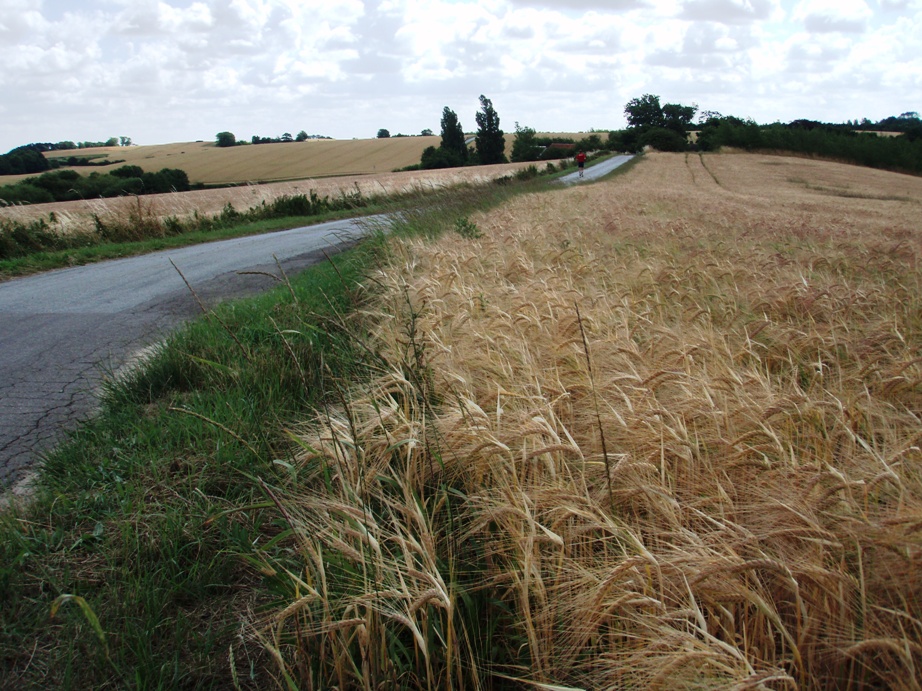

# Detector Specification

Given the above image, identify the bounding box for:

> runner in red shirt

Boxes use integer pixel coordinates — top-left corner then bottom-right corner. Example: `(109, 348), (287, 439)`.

(576, 150), (587, 178)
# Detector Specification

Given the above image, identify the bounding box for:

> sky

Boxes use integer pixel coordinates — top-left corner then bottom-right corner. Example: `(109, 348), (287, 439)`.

(1, 0), (920, 151)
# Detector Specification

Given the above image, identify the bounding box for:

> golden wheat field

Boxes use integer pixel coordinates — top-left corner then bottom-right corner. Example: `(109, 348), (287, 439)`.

(0, 159), (543, 236)
(41, 136), (441, 185)
(13, 131), (584, 186)
(265, 152), (922, 688)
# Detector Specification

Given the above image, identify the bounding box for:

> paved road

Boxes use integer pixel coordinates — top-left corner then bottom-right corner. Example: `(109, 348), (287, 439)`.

(0, 216), (376, 490)
(558, 154), (635, 184)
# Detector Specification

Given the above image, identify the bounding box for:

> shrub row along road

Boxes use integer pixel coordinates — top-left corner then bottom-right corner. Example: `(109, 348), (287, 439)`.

(0, 217), (373, 492)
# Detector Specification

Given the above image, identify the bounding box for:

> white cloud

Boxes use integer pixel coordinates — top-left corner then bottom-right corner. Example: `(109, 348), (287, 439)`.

(507, 0), (649, 9)
(793, 0), (873, 32)
(0, 0), (918, 150)
(678, 0), (779, 24)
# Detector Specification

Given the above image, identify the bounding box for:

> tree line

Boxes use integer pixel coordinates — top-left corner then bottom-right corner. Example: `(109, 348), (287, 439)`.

(0, 166), (191, 205)
(215, 131), (332, 147)
(405, 92), (921, 178)
(692, 114), (922, 175)
(377, 129), (433, 138)
(404, 95), (616, 172)
(1, 139), (134, 177)
(404, 95), (605, 171)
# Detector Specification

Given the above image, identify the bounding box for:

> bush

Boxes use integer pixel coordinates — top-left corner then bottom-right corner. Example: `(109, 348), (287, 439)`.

(515, 165), (539, 181)
(0, 166), (192, 204)
(420, 146), (465, 170)
(105, 177), (144, 196)
(216, 131), (237, 147)
(111, 165), (145, 179)
(640, 127), (688, 152)
(0, 183), (55, 205)
(454, 217), (482, 239)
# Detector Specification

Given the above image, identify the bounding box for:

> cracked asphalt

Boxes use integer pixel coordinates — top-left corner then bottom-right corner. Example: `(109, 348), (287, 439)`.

(0, 215), (374, 491)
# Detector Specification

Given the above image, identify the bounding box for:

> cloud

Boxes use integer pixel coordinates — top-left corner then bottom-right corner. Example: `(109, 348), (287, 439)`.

(506, 0), (648, 10)
(0, 0), (919, 151)
(646, 23), (755, 69)
(793, 0), (872, 32)
(678, 0), (778, 24)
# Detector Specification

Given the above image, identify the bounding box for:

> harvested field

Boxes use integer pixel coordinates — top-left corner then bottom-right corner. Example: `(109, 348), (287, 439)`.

(268, 152), (922, 687)
(0, 160), (543, 236)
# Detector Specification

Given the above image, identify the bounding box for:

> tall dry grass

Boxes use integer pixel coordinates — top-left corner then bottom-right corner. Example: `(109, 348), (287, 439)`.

(260, 152), (922, 689)
(0, 161), (542, 237)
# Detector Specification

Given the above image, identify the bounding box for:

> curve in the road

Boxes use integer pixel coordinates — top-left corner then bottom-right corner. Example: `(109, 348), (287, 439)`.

(0, 215), (376, 490)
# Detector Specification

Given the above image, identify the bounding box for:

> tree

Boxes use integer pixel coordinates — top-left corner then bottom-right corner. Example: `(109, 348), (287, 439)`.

(510, 122), (540, 162)
(295, 130), (308, 142)
(420, 128), (433, 137)
(377, 128), (391, 138)
(281, 132), (293, 142)
(475, 95), (507, 165)
(662, 103), (697, 135)
(624, 94), (695, 149)
(439, 107), (467, 163)
(119, 136), (132, 147)
(640, 127), (688, 152)
(624, 94), (664, 129)
(216, 131), (236, 147)
(0, 146), (50, 175)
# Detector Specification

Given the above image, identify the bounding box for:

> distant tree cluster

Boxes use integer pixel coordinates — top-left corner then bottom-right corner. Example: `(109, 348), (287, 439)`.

(610, 93), (698, 152)
(377, 128), (435, 138)
(0, 146), (51, 176)
(0, 165), (190, 205)
(22, 138), (129, 152)
(215, 131), (332, 147)
(416, 95), (510, 171)
(0, 138), (134, 177)
(419, 106), (469, 169)
(694, 114), (922, 174)
(597, 94), (922, 177)
(12, 139), (121, 154)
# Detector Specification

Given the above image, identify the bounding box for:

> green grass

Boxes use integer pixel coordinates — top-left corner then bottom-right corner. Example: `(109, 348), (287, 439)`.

(0, 180), (538, 689)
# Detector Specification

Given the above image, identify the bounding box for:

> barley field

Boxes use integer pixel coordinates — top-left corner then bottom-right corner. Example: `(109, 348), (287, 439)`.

(265, 152), (922, 688)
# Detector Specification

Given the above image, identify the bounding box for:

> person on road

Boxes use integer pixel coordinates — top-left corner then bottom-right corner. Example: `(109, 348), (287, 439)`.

(576, 150), (587, 178)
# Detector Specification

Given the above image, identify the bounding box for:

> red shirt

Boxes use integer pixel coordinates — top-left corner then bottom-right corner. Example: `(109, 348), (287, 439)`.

(576, 152), (587, 164)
